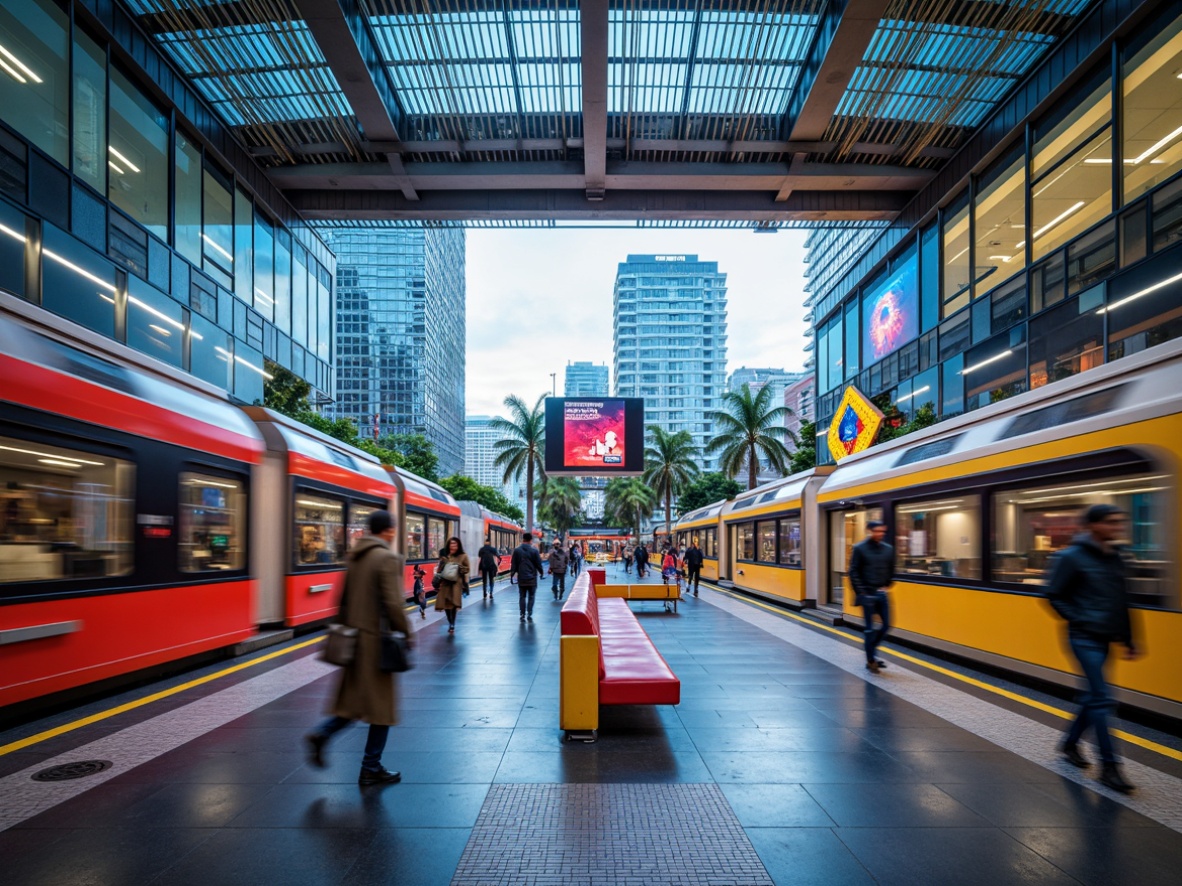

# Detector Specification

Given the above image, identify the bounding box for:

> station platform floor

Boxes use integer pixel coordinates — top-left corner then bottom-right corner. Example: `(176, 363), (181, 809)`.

(3, 564), (1182, 885)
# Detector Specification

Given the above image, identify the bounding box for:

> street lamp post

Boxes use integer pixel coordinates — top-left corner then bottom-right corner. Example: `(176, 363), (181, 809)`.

(550, 372), (556, 396)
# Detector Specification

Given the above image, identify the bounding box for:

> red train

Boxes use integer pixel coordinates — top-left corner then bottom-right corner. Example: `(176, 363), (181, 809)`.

(0, 298), (515, 712)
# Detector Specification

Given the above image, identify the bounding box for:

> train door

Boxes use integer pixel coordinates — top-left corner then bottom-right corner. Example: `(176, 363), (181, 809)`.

(825, 506), (883, 609)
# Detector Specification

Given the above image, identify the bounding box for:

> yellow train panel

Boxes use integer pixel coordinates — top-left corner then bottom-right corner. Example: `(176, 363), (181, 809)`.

(734, 563), (805, 603)
(700, 559), (719, 581)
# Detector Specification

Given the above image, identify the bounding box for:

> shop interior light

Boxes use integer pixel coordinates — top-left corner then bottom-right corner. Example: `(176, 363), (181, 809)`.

(1097, 270), (1182, 314)
(0, 42), (41, 83)
(0, 56), (27, 84)
(108, 161), (125, 175)
(0, 444), (104, 465)
(895, 385), (931, 404)
(108, 146), (140, 174)
(1128, 122), (1182, 165)
(0, 222), (26, 243)
(202, 233), (234, 263)
(1033, 202), (1085, 239)
(297, 499), (338, 509)
(960, 349), (1012, 375)
(38, 458), (83, 468)
(42, 248), (116, 292)
(234, 355), (273, 379)
(187, 478), (238, 488)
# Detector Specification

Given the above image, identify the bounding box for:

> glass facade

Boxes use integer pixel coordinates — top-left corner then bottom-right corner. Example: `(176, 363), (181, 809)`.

(613, 254), (728, 471)
(809, 7), (1182, 462)
(318, 226), (466, 478)
(0, 0), (333, 400)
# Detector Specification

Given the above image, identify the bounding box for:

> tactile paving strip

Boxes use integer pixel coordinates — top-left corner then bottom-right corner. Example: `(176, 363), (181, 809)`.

(451, 782), (774, 886)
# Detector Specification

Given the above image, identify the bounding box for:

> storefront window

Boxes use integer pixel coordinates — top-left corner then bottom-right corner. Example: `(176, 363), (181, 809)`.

(756, 520), (776, 563)
(827, 507), (882, 607)
(178, 473), (245, 572)
(347, 502), (379, 548)
(0, 435), (134, 582)
(427, 517), (447, 558)
(405, 513), (425, 560)
(942, 198), (970, 317)
(73, 29), (107, 194)
(993, 473), (1169, 602)
(108, 68), (169, 241)
(778, 518), (801, 566)
(896, 496), (981, 580)
(1028, 289), (1105, 389)
(973, 152), (1026, 295)
(41, 225), (117, 338)
(294, 493), (345, 567)
(174, 134), (203, 265)
(0, 0), (69, 165)
(127, 276), (184, 368)
(737, 524), (754, 561)
(1123, 15), (1182, 203)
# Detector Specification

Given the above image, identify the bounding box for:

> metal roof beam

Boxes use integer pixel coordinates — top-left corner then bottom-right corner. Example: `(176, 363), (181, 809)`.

(582, 0), (609, 200)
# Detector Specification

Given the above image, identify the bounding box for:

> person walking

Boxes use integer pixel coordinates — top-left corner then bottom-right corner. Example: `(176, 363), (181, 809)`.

(548, 538), (569, 600)
(1046, 504), (1139, 793)
(434, 536), (470, 634)
(511, 531), (544, 622)
(569, 542), (582, 577)
(849, 520), (895, 674)
(477, 536), (499, 599)
(634, 542), (649, 579)
(684, 538), (704, 597)
(624, 543), (634, 575)
(412, 564), (427, 619)
(305, 510), (412, 786)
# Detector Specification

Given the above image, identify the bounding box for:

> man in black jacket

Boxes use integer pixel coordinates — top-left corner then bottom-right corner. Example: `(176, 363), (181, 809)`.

(684, 539), (704, 597)
(848, 520), (895, 673)
(548, 539), (569, 600)
(477, 537), (499, 599)
(1046, 504), (1139, 793)
(634, 543), (649, 578)
(510, 532), (544, 622)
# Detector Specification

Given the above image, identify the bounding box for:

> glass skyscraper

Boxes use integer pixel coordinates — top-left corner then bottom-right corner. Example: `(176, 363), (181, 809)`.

(319, 226), (466, 477)
(564, 361), (610, 397)
(465, 415), (525, 506)
(613, 255), (727, 471)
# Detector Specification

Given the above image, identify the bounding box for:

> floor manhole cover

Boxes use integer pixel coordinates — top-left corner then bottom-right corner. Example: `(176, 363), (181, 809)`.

(31, 760), (113, 782)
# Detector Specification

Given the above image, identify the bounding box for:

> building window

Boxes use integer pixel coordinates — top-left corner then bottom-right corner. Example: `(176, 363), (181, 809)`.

(233, 341), (265, 405)
(108, 68), (169, 241)
(203, 163), (234, 279)
(778, 518), (801, 566)
(174, 134), (203, 266)
(0, 434), (134, 583)
(963, 330), (1027, 411)
(942, 197), (970, 317)
(1065, 220), (1115, 295)
(1028, 289), (1104, 389)
(1122, 14), (1182, 203)
(973, 151), (1026, 296)
(0, 0), (69, 166)
(72, 28), (106, 194)
(178, 472), (245, 572)
(127, 276), (184, 368)
(1106, 261), (1182, 359)
(294, 493), (345, 567)
(896, 495), (981, 580)
(253, 214), (275, 321)
(0, 201), (27, 299)
(234, 185), (253, 304)
(1151, 176), (1182, 252)
(189, 312), (232, 390)
(41, 225), (118, 338)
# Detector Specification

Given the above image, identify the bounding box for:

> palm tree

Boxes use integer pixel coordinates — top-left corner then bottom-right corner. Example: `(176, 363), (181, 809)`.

(539, 477), (584, 536)
(643, 427), (700, 539)
(706, 383), (796, 490)
(490, 393), (547, 532)
(604, 478), (657, 540)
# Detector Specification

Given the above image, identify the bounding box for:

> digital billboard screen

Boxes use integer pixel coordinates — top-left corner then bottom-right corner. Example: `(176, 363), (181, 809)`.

(544, 398), (645, 476)
(862, 257), (919, 364)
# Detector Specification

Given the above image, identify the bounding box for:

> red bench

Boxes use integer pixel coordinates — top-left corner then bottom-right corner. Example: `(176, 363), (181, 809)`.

(559, 572), (680, 740)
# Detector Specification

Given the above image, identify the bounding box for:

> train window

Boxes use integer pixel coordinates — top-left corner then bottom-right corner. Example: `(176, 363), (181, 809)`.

(895, 496), (982, 580)
(703, 528), (716, 558)
(992, 473), (1170, 603)
(737, 524), (755, 561)
(779, 519), (801, 566)
(293, 493), (345, 567)
(1000, 386), (1124, 440)
(895, 435), (962, 467)
(0, 436), (133, 582)
(427, 517), (447, 558)
(828, 507), (884, 607)
(347, 502), (379, 549)
(756, 521), (776, 563)
(405, 513), (425, 560)
(178, 473), (245, 572)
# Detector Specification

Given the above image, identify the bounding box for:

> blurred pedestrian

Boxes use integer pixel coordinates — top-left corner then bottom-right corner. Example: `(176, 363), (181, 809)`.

(634, 543), (649, 578)
(684, 538), (704, 597)
(477, 536), (499, 599)
(412, 564), (427, 619)
(511, 531), (544, 622)
(305, 510), (412, 786)
(849, 520), (894, 673)
(549, 538), (568, 600)
(624, 543), (634, 574)
(1046, 504), (1139, 793)
(434, 536), (469, 634)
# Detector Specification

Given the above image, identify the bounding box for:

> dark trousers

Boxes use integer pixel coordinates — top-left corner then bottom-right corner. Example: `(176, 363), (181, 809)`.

(481, 569), (495, 594)
(315, 716), (389, 772)
(1065, 635), (1117, 763)
(519, 584), (536, 616)
(861, 591), (890, 663)
(551, 571), (565, 596)
(686, 565), (701, 590)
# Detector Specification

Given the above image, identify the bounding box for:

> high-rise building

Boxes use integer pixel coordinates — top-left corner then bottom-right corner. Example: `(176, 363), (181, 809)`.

(728, 367), (806, 411)
(465, 415), (526, 507)
(613, 254), (727, 471)
(320, 226), (466, 477)
(783, 374), (816, 443)
(564, 361), (610, 397)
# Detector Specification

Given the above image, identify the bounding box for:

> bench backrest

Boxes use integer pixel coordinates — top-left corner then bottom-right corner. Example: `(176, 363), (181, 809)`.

(561, 573), (605, 680)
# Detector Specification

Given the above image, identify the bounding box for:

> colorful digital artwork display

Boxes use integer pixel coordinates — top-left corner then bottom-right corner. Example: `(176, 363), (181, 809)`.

(862, 258), (919, 363)
(826, 387), (884, 462)
(545, 398), (645, 476)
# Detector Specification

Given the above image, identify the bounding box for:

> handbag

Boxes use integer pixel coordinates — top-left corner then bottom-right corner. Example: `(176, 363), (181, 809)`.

(439, 561), (460, 582)
(379, 630), (412, 673)
(320, 546), (380, 667)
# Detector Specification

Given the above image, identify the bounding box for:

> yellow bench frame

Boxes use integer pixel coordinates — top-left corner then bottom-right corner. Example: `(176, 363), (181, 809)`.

(596, 583), (681, 613)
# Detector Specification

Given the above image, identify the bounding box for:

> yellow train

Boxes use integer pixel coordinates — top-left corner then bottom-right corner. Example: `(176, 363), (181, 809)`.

(675, 338), (1181, 720)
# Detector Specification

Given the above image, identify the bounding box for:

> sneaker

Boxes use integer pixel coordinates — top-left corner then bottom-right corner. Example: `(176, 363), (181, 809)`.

(520, 615), (525, 622)
(1100, 763), (1134, 793)
(527, 615), (533, 622)
(305, 733), (327, 769)
(358, 767), (401, 786)
(483, 592), (488, 599)
(448, 625), (455, 634)
(1060, 742), (1090, 768)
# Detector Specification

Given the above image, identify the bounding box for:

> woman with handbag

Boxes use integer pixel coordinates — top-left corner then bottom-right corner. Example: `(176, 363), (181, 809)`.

(434, 536), (470, 634)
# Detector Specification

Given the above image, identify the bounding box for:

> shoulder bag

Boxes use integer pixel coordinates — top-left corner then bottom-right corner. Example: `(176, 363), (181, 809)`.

(320, 546), (380, 667)
(439, 560), (460, 582)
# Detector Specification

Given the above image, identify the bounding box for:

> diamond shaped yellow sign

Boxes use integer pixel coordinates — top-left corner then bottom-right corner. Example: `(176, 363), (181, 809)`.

(827, 387), (884, 462)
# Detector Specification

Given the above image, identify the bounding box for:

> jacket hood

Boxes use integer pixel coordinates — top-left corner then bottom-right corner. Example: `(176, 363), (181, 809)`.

(348, 536), (389, 561)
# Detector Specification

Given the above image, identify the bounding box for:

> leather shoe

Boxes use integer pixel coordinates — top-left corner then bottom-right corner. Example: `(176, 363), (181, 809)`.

(1060, 741), (1089, 768)
(1099, 763), (1134, 793)
(305, 733), (327, 769)
(874, 659), (888, 669)
(865, 661), (880, 673)
(358, 767), (401, 786)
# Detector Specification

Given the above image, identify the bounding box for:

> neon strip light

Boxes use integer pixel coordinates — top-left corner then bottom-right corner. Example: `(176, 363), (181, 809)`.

(1129, 122), (1182, 165)
(0, 222), (26, 243)
(895, 385), (931, 404)
(128, 295), (183, 330)
(1098, 270), (1182, 314)
(0, 56), (27, 84)
(960, 349), (1012, 375)
(1032, 202), (1085, 239)
(42, 249), (117, 292)
(108, 161), (125, 175)
(0, 42), (41, 82)
(108, 146), (140, 173)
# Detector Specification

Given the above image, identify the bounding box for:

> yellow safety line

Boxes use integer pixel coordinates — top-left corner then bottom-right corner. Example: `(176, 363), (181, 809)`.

(701, 582), (1182, 764)
(0, 635), (327, 758)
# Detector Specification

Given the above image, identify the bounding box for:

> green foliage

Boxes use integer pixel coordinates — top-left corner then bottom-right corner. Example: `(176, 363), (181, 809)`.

(438, 474), (524, 524)
(706, 383), (796, 489)
(380, 433), (438, 481)
(538, 476), (584, 535)
(788, 420), (818, 474)
(872, 394), (939, 444)
(676, 472), (742, 516)
(262, 362), (311, 416)
(604, 478), (657, 539)
(490, 393), (548, 531)
(643, 427), (701, 536)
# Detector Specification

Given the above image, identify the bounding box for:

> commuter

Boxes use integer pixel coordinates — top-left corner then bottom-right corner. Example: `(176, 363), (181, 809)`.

(684, 538), (704, 597)
(548, 539), (568, 600)
(305, 509), (412, 786)
(511, 531), (544, 622)
(434, 537), (470, 634)
(412, 564), (427, 619)
(570, 543), (582, 577)
(624, 544), (634, 574)
(849, 520), (895, 673)
(1046, 504), (1139, 793)
(477, 536), (499, 599)
(634, 543), (649, 578)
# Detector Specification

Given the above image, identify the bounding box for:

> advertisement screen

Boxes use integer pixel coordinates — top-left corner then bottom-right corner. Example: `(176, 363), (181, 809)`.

(545, 398), (645, 476)
(862, 257), (919, 364)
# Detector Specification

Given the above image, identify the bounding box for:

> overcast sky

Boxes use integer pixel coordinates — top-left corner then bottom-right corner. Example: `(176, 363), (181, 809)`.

(464, 228), (811, 417)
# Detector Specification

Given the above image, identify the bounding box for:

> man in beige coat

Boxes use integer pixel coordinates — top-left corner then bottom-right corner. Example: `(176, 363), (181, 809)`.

(305, 510), (412, 786)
